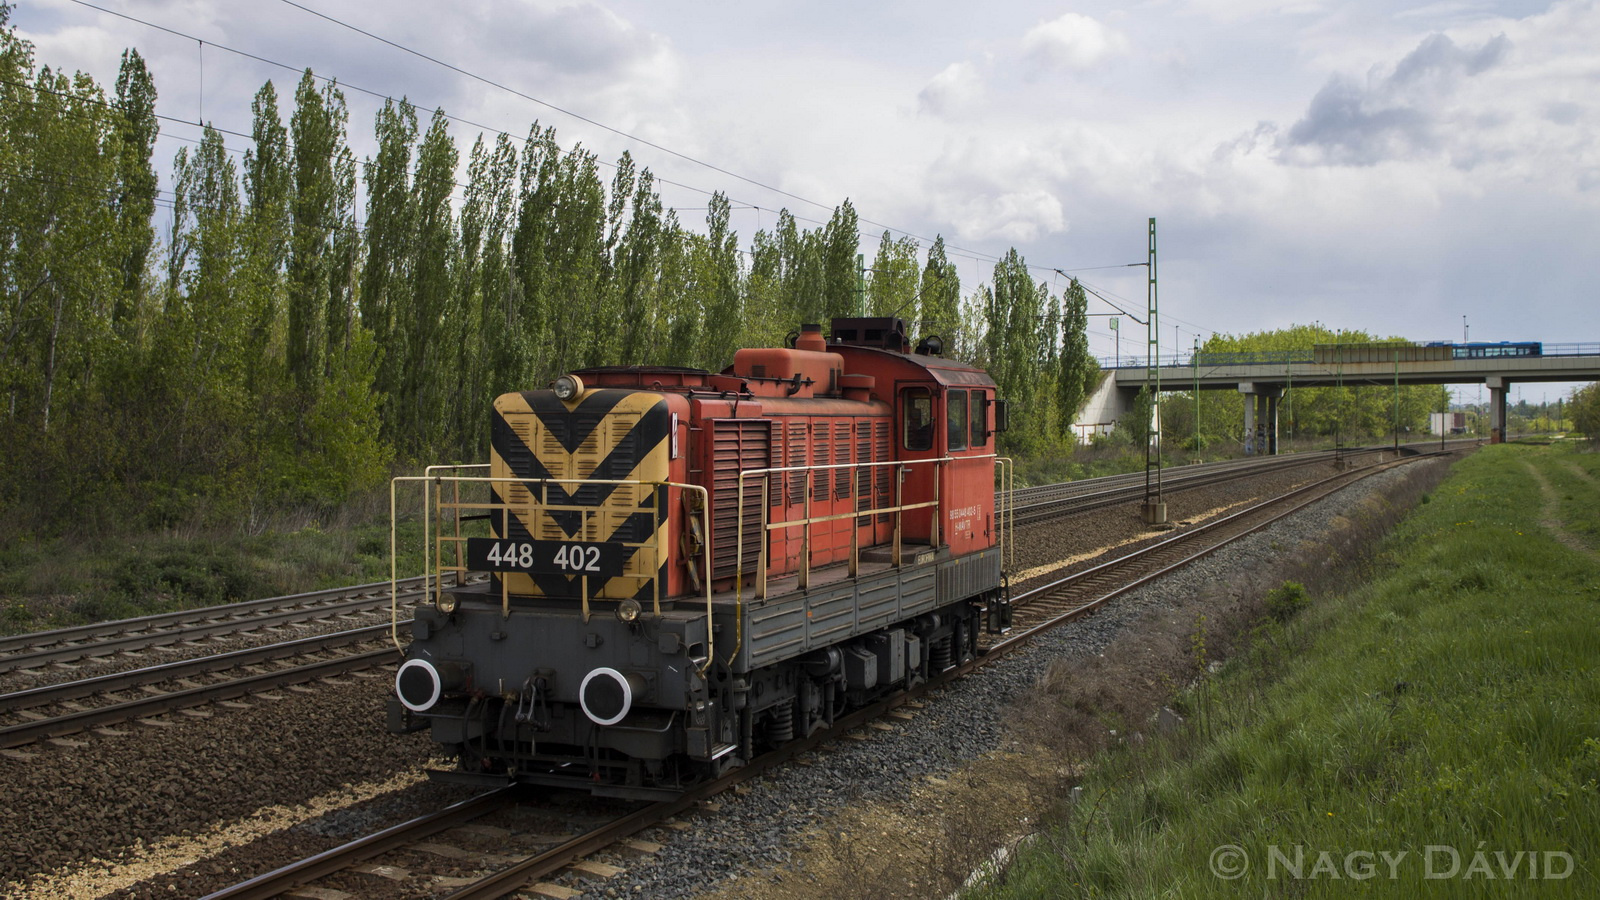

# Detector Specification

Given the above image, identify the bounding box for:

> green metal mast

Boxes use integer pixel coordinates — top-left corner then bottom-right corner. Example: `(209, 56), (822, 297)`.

(1142, 217), (1166, 523)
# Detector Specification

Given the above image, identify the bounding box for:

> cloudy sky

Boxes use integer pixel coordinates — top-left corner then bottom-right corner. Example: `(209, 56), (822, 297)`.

(12, 0), (1598, 395)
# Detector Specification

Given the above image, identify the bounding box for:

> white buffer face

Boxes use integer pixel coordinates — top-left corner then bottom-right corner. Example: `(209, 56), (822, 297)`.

(580, 667), (641, 726)
(396, 658), (444, 712)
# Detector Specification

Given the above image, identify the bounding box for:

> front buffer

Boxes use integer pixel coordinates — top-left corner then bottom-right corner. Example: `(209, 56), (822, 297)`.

(388, 589), (727, 798)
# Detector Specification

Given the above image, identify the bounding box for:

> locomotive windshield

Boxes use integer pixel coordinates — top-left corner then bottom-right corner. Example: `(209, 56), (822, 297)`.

(948, 391), (968, 451)
(902, 387), (934, 451)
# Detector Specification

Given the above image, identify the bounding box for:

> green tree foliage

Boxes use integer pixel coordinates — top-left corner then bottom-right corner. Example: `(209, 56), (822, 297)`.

(1173, 325), (1450, 448)
(1056, 278), (1099, 436)
(1571, 383), (1600, 443)
(866, 230), (919, 322)
(981, 250), (1055, 452)
(241, 80), (291, 369)
(821, 200), (860, 320)
(0, 18), (1235, 538)
(398, 108), (460, 455)
(110, 48), (157, 337)
(690, 193), (743, 369)
(361, 96), (418, 440)
(0, 49), (120, 439)
(287, 71), (347, 400)
(918, 235), (962, 352)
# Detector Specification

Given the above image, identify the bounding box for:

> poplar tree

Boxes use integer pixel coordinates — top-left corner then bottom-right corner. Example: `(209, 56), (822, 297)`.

(110, 49), (157, 339)
(776, 209), (822, 326)
(241, 81), (290, 369)
(983, 250), (1047, 450)
(866, 230), (919, 323)
(918, 235), (963, 354)
(821, 200), (860, 320)
(457, 131), (520, 450)
(1056, 277), (1098, 436)
(693, 192), (742, 368)
(401, 108), (459, 453)
(361, 97), (419, 435)
(611, 162), (669, 366)
(288, 71), (347, 399)
(745, 226), (785, 348)
(1, 60), (119, 437)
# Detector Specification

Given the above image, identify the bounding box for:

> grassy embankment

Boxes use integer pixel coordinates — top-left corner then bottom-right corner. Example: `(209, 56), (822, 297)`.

(969, 440), (1600, 898)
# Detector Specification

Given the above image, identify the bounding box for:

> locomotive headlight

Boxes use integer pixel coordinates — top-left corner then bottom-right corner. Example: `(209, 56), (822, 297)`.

(616, 598), (642, 624)
(552, 374), (584, 401)
(436, 593), (458, 614)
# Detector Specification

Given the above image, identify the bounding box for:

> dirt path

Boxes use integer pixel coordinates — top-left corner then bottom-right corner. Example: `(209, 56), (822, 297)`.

(1523, 460), (1599, 561)
(1563, 460), (1597, 487)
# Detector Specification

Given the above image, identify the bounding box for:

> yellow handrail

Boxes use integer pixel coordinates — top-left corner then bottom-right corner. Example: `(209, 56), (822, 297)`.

(390, 474), (714, 669)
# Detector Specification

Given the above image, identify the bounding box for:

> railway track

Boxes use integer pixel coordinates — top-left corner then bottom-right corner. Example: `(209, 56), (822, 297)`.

(187, 447), (1461, 900)
(989, 448), (1458, 651)
(1, 442), (1453, 680)
(0, 624), (397, 751)
(0, 447), (1446, 755)
(1007, 438), (1472, 524)
(0, 576), (445, 676)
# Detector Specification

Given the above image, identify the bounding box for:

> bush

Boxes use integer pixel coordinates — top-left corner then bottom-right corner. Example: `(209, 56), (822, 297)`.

(1571, 383), (1600, 444)
(1265, 580), (1310, 623)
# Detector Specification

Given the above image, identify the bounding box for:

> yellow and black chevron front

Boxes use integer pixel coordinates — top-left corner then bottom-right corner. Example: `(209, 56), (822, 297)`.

(490, 389), (670, 600)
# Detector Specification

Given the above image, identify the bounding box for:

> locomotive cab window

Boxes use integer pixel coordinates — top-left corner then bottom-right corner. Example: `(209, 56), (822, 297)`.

(902, 387), (934, 451)
(947, 390), (968, 451)
(970, 392), (988, 448)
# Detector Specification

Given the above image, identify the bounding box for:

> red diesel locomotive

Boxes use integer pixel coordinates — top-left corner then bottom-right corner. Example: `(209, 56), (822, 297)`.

(389, 316), (1012, 797)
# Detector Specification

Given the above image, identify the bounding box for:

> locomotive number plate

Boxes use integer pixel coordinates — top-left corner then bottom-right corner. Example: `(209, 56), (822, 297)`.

(466, 538), (626, 577)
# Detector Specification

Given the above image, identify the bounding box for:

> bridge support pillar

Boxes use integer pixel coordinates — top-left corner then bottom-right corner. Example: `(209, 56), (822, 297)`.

(1238, 382), (1284, 455)
(1487, 376), (1508, 444)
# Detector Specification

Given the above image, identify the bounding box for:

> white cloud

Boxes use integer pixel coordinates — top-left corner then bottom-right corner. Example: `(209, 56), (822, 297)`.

(918, 61), (983, 117)
(1021, 13), (1129, 69)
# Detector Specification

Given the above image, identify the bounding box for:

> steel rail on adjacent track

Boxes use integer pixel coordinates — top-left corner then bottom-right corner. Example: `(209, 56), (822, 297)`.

(989, 450), (1455, 656)
(0, 576), (439, 674)
(0, 625), (395, 749)
(1008, 438), (1473, 524)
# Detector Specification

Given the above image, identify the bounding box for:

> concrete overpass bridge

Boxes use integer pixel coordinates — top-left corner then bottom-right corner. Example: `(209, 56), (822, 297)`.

(1078, 342), (1600, 451)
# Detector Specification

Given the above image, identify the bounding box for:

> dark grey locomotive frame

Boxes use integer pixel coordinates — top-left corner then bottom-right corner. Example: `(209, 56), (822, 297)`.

(390, 543), (1003, 798)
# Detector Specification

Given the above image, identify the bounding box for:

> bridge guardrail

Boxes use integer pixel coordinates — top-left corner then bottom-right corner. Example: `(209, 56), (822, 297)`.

(1101, 342), (1600, 370)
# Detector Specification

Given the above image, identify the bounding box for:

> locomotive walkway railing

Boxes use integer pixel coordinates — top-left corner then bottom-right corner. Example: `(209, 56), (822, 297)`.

(391, 454), (1014, 675)
(725, 453), (1010, 671)
(731, 454), (1012, 600)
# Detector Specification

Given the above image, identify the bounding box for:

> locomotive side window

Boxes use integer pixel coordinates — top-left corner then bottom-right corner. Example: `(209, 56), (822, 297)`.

(902, 387), (934, 451)
(970, 392), (988, 448)
(947, 390), (968, 451)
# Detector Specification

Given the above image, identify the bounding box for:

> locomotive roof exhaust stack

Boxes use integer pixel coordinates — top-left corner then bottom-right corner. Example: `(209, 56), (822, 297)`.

(795, 323), (827, 353)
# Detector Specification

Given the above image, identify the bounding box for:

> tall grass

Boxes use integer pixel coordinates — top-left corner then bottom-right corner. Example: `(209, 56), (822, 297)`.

(970, 443), (1600, 898)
